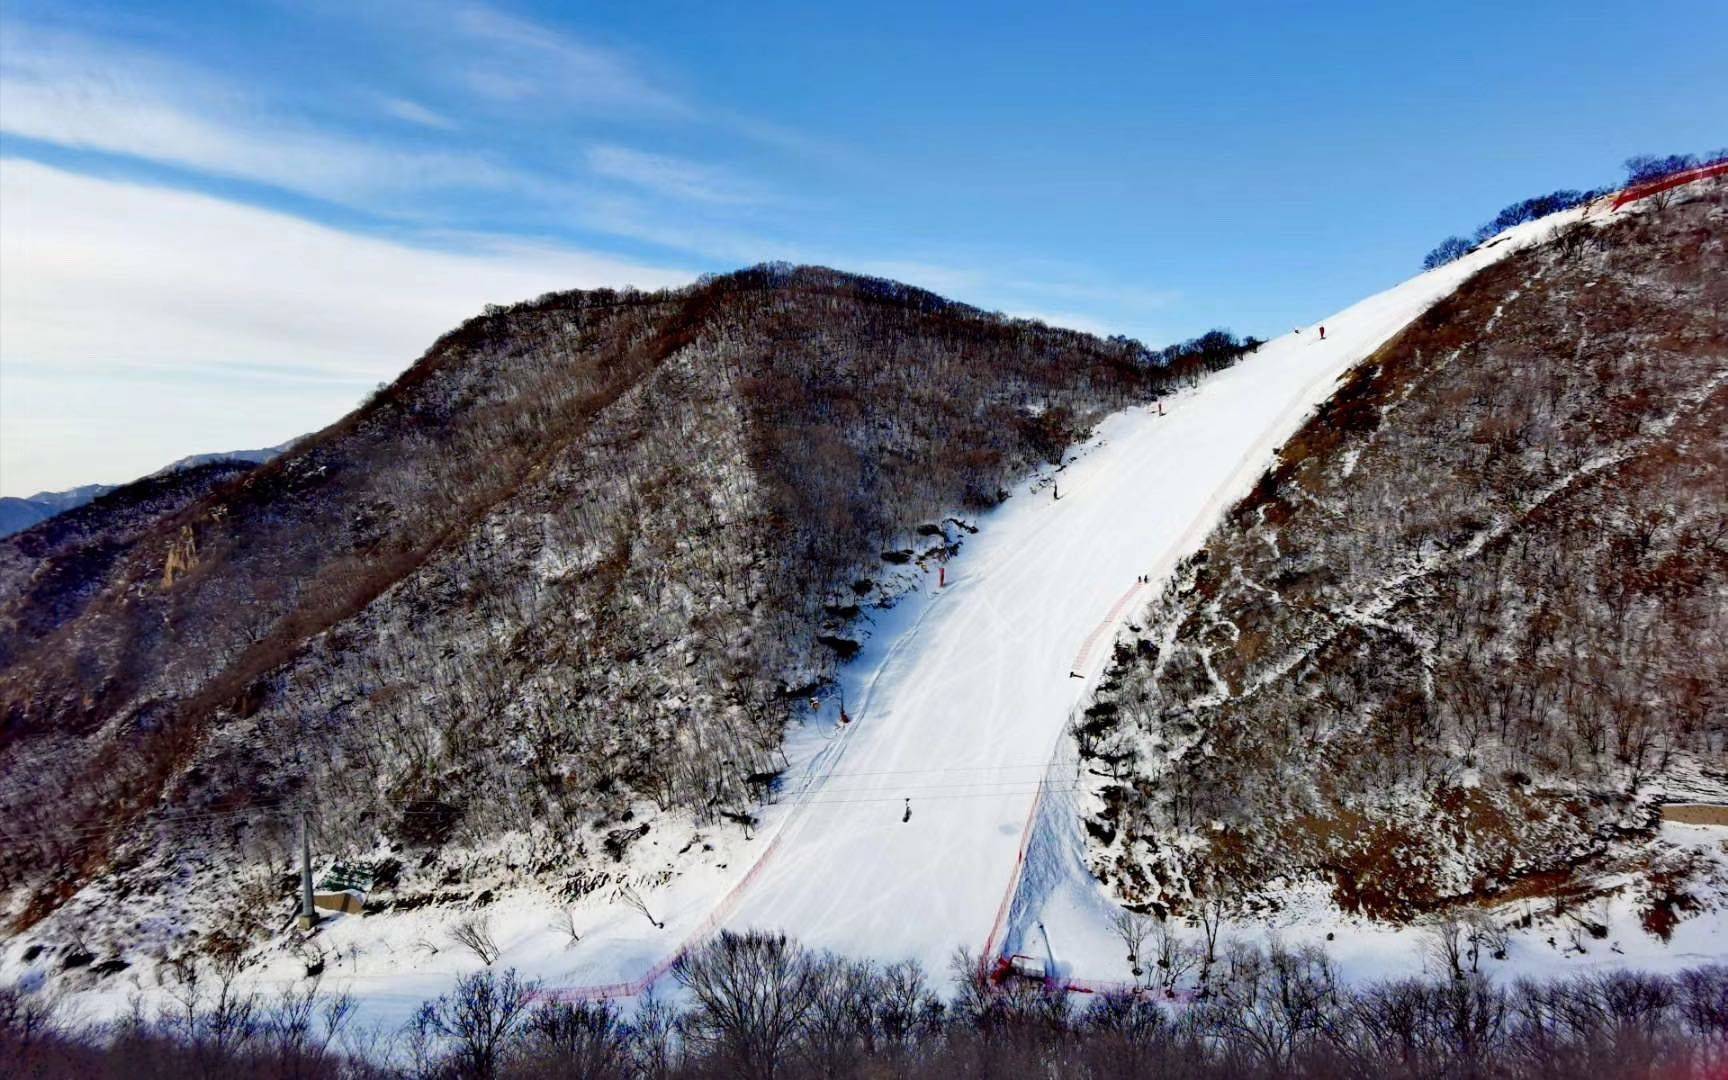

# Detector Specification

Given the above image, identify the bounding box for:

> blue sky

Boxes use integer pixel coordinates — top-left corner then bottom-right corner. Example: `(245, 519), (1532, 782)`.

(1, 0), (1724, 495)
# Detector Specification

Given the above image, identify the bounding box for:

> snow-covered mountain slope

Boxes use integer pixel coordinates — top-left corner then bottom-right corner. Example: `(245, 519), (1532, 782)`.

(696, 205), (1611, 981)
(1024, 182), (1728, 990)
(2, 267), (1192, 1013)
(23, 195), (1715, 1031)
(149, 203), (1618, 1028)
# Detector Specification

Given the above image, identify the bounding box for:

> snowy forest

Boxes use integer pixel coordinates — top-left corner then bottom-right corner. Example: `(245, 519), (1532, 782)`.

(0, 265), (1260, 958)
(1076, 186), (1727, 924)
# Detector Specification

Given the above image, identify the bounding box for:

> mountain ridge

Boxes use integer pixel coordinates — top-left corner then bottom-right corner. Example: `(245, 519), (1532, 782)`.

(0, 443), (293, 539)
(0, 263), (1256, 938)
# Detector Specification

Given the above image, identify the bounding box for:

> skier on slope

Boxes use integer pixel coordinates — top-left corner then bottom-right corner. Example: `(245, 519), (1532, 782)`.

(1319, 325), (1326, 340)
(903, 798), (911, 823)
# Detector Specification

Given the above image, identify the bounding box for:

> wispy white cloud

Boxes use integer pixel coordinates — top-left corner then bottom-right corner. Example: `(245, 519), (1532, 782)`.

(399, 3), (837, 154)
(446, 2), (689, 115)
(0, 11), (803, 224)
(0, 158), (688, 495)
(0, 22), (524, 204)
(851, 256), (1175, 340)
(998, 273), (1182, 313)
(586, 144), (764, 205)
(1005, 309), (1115, 336)
(0, 8), (1188, 499)
(574, 193), (805, 265)
(0, 16), (795, 270)
(562, 195), (1178, 342)
(848, 260), (989, 299)
(379, 96), (457, 130)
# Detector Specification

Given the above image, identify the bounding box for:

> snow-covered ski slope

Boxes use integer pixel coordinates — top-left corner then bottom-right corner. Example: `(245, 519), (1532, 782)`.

(77, 209), (1587, 1027)
(656, 207), (1600, 983)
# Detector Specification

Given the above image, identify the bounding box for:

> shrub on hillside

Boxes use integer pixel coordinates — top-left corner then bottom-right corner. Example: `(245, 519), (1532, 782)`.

(1419, 144), (1726, 268)
(1624, 153), (1700, 185)
(1470, 189), (1599, 242)
(1423, 235), (1474, 270)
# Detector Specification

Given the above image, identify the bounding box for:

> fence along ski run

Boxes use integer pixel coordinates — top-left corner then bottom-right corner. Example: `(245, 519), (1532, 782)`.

(1612, 160), (1728, 210)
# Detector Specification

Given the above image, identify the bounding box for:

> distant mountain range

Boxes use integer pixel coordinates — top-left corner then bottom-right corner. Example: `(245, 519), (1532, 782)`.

(0, 442), (294, 538)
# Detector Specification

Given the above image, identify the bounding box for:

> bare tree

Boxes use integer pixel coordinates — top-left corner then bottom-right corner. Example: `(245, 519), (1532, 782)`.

(411, 967), (537, 1080)
(1152, 918), (1199, 995)
(1191, 868), (1230, 986)
(615, 884), (665, 930)
(0, 984), (63, 1069)
(551, 908), (583, 949)
(1197, 942), (1340, 1074)
(450, 914), (502, 966)
(630, 992), (678, 1080)
(1109, 907), (1156, 981)
(672, 929), (819, 1080)
(1425, 917), (1468, 981)
(1463, 910), (1509, 971)
(262, 975), (356, 1073)
(517, 998), (634, 1079)
(8, 935), (1728, 1077)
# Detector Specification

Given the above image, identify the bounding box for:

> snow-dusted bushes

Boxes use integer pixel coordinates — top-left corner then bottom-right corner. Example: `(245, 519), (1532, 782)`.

(1470, 189), (1600, 242)
(1421, 189), (1603, 269)
(7, 938), (1726, 1078)
(1083, 187), (1728, 920)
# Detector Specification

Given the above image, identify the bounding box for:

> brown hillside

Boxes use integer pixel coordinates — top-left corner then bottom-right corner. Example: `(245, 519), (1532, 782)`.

(0, 265), (1238, 933)
(1079, 189), (1727, 921)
